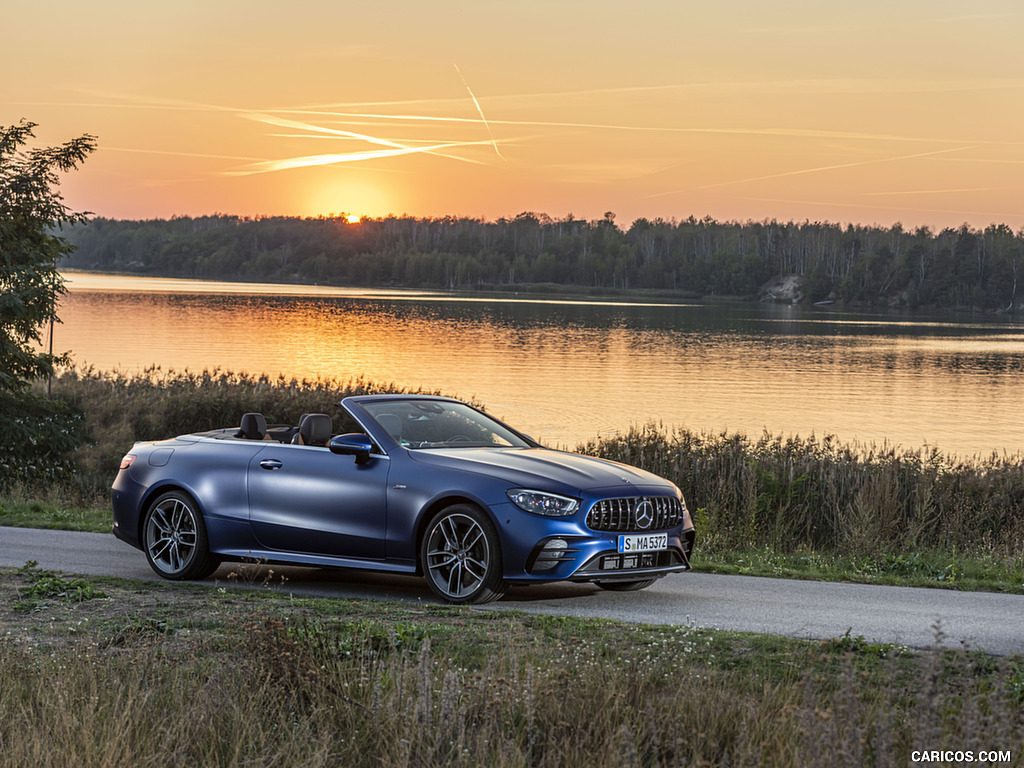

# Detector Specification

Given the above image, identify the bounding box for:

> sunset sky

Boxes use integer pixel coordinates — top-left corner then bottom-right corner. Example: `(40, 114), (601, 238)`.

(6, 0), (1024, 230)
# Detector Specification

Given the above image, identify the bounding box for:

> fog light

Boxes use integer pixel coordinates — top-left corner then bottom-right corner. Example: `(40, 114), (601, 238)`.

(532, 538), (569, 572)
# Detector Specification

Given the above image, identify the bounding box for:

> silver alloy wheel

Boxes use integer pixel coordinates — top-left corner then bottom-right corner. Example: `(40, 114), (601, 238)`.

(425, 511), (491, 600)
(145, 495), (199, 575)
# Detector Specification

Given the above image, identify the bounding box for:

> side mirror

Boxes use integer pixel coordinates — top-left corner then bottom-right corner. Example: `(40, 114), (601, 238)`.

(329, 433), (374, 464)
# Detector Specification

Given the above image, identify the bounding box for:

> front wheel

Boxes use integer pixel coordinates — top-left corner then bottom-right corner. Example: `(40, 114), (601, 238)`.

(595, 579), (657, 592)
(421, 504), (507, 604)
(143, 491), (220, 580)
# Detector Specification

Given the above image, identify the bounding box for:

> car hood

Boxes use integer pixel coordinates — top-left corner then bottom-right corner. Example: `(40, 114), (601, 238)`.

(406, 447), (674, 495)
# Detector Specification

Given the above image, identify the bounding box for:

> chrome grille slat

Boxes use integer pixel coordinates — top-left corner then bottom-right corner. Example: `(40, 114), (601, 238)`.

(586, 496), (684, 532)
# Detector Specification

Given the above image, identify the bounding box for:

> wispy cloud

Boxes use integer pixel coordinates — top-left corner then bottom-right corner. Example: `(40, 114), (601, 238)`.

(647, 146), (977, 199)
(103, 146), (264, 162)
(277, 75), (1024, 113)
(730, 193), (1021, 222)
(277, 108), (976, 146)
(45, 86), (1021, 186)
(948, 157), (1024, 165)
(863, 187), (995, 197)
(46, 85), (1024, 150)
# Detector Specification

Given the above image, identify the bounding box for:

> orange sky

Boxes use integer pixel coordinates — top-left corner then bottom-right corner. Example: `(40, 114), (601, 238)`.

(6, 1), (1024, 230)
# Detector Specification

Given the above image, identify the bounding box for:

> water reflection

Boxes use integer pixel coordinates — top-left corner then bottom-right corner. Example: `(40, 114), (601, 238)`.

(54, 274), (1024, 457)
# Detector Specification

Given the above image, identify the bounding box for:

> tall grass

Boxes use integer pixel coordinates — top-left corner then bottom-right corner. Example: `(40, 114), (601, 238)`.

(1, 609), (1021, 767)
(583, 425), (1024, 560)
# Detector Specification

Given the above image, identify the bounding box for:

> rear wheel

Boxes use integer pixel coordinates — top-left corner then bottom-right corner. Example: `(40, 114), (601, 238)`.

(421, 504), (507, 604)
(143, 491), (220, 580)
(595, 579), (657, 592)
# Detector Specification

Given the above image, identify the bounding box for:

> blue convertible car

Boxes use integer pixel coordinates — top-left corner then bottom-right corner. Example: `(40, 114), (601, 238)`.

(112, 395), (695, 603)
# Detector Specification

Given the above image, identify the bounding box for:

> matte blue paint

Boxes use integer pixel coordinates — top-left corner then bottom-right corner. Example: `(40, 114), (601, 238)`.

(112, 395), (696, 598)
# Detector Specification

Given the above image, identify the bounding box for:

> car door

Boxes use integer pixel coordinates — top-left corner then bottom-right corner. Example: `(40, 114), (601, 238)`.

(246, 443), (389, 559)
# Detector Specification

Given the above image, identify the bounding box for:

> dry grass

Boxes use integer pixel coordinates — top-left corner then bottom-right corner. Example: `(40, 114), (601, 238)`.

(1, 567), (1022, 768)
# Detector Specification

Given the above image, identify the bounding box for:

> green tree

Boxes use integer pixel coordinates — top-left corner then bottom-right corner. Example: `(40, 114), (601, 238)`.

(1, 120), (96, 485)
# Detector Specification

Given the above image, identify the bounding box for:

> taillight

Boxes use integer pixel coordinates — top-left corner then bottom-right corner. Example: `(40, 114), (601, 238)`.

(119, 454), (137, 471)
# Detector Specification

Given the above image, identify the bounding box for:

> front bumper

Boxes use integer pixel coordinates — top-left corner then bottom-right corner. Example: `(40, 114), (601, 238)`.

(570, 530), (694, 582)
(498, 498), (696, 584)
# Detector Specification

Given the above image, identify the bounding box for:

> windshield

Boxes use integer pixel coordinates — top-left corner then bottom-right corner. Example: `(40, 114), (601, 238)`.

(362, 400), (532, 449)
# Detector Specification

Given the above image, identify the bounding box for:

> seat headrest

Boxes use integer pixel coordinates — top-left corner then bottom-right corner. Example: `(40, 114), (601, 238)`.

(239, 412), (267, 440)
(298, 413), (332, 446)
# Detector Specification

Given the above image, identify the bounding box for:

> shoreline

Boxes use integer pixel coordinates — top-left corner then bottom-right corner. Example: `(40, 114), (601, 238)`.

(59, 268), (1024, 318)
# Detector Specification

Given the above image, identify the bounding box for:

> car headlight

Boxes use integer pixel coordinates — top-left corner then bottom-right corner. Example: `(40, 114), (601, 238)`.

(506, 489), (580, 517)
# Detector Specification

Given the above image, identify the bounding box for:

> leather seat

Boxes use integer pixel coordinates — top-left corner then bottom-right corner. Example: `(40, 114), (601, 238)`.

(291, 413), (332, 446)
(238, 412), (268, 440)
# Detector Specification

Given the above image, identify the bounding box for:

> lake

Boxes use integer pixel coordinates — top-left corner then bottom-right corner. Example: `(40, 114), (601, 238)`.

(54, 272), (1024, 457)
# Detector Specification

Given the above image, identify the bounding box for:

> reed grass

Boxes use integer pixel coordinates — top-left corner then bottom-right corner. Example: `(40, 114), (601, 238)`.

(582, 425), (1024, 563)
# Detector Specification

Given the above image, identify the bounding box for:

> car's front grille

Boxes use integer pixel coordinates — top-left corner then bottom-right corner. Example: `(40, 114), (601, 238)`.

(586, 496), (684, 532)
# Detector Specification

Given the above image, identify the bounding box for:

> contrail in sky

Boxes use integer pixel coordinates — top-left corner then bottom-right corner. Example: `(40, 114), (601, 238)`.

(646, 145), (977, 198)
(242, 112), (489, 166)
(863, 186), (994, 197)
(40, 90), (1012, 149)
(104, 146), (264, 162)
(224, 140), (503, 176)
(734, 193), (1019, 222)
(278, 109), (983, 146)
(453, 64), (504, 161)
(695, 146), (977, 189)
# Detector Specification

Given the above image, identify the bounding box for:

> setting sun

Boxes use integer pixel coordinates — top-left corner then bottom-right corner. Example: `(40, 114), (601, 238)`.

(346, 214), (360, 224)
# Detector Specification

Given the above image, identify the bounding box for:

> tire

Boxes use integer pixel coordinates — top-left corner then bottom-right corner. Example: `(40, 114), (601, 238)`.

(142, 491), (220, 580)
(595, 579), (658, 592)
(420, 504), (507, 604)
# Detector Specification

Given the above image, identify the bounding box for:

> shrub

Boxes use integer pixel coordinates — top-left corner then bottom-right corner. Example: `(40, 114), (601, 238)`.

(0, 390), (86, 489)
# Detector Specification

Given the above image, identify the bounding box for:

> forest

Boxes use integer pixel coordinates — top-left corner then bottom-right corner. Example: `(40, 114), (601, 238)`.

(61, 212), (1024, 312)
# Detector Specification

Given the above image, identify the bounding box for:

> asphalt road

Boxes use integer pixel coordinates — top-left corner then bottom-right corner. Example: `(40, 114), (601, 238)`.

(3, 526), (1022, 655)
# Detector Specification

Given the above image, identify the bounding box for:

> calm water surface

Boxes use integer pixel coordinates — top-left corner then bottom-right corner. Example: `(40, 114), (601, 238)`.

(56, 273), (1024, 457)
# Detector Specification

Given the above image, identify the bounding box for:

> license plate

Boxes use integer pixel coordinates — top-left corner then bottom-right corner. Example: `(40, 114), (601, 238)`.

(617, 533), (668, 553)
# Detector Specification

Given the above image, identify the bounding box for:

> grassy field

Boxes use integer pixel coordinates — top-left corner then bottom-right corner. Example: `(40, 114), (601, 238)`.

(4, 369), (1024, 764)
(2, 562), (1023, 767)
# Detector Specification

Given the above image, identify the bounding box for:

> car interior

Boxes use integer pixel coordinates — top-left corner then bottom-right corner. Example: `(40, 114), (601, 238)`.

(234, 411), (380, 452)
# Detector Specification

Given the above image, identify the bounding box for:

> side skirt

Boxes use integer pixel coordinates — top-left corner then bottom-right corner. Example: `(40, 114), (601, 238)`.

(213, 548), (418, 574)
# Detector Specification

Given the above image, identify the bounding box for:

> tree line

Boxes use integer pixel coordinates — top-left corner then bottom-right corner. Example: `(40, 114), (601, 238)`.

(62, 212), (1024, 311)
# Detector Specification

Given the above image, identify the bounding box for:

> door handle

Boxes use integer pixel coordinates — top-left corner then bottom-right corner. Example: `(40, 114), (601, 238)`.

(259, 459), (283, 470)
